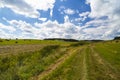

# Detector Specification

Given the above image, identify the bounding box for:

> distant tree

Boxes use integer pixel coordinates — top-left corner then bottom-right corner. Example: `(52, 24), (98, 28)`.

(44, 38), (79, 42)
(16, 38), (18, 40)
(114, 37), (120, 40)
(5, 39), (10, 41)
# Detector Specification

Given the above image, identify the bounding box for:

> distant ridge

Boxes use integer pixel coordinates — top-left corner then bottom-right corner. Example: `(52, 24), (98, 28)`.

(44, 38), (104, 42)
(44, 38), (79, 42)
(114, 36), (120, 40)
(84, 40), (103, 42)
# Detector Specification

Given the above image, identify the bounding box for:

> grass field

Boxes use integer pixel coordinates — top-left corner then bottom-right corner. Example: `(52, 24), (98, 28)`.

(0, 39), (120, 80)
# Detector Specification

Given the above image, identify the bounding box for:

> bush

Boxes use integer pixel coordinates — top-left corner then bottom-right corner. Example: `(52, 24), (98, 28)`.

(15, 41), (18, 43)
(0, 40), (3, 42)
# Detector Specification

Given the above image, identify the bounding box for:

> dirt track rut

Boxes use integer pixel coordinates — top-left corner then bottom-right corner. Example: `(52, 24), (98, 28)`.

(31, 48), (79, 80)
(90, 46), (119, 80)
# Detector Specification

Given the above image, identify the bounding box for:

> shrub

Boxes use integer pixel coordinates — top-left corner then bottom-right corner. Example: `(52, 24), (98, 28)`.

(15, 41), (18, 43)
(0, 40), (3, 42)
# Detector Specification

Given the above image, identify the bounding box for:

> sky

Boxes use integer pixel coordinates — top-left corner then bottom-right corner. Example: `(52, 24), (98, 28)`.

(0, 0), (120, 40)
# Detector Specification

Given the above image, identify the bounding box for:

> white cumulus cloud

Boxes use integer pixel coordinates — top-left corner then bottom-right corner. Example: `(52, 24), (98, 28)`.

(84, 0), (120, 39)
(38, 18), (47, 22)
(24, 0), (55, 17)
(0, 23), (16, 32)
(0, 0), (39, 18)
(64, 8), (76, 15)
(0, 0), (56, 18)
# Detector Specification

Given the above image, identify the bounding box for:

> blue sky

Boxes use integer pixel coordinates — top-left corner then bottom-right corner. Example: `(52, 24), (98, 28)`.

(0, 0), (120, 40)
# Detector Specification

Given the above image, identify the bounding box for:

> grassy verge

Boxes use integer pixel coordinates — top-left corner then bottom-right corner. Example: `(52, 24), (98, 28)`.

(0, 45), (68, 80)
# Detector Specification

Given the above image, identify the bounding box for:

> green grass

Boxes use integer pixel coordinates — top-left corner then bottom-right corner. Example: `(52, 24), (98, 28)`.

(0, 39), (76, 46)
(42, 47), (87, 80)
(94, 42), (120, 72)
(86, 46), (118, 80)
(0, 45), (69, 80)
(41, 41), (120, 80)
(0, 40), (120, 80)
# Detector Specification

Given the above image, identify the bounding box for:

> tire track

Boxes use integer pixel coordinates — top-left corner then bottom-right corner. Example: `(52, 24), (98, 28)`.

(30, 47), (80, 80)
(81, 47), (88, 80)
(90, 45), (119, 80)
